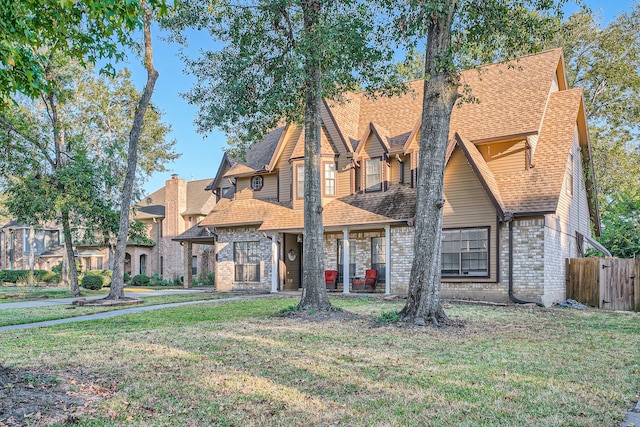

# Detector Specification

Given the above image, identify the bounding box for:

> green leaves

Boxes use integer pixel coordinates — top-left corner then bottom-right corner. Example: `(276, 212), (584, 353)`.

(597, 189), (640, 258)
(0, 0), (168, 109)
(166, 0), (401, 146)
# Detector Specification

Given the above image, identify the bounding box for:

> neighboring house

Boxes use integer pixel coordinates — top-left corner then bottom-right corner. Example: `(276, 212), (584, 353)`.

(179, 49), (600, 306)
(131, 174), (216, 283)
(0, 221), (107, 272)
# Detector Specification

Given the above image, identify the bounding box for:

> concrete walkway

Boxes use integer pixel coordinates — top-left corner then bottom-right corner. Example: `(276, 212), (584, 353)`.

(0, 288), (214, 310)
(0, 293), (277, 332)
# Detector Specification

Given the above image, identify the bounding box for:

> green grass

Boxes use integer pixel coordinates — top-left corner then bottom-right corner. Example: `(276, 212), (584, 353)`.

(0, 285), (105, 302)
(1, 297), (639, 426)
(0, 292), (229, 326)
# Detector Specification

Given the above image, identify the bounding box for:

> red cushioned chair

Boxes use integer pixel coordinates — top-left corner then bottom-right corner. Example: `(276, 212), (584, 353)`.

(324, 270), (339, 290)
(353, 269), (378, 291)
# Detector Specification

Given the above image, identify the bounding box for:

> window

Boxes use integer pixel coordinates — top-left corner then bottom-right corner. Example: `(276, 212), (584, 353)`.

(365, 159), (381, 191)
(441, 228), (489, 277)
(96, 257), (103, 270)
(324, 163), (336, 196)
(159, 220), (163, 237)
(140, 254), (147, 275)
(160, 256), (164, 276)
(221, 186), (234, 199)
(371, 237), (386, 283)
(192, 255), (198, 275)
(296, 165), (305, 198)
(337, 239), (356, 283)
(251, 176), (263, 191)
(234, 241), (260, 282)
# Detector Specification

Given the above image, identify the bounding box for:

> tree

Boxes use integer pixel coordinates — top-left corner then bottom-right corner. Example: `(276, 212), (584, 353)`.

(389, 0), (565, 326)
(165, 0), (401, 311)
(549, 8), (640, 202)
(107, 5), (161, 300)
(0, 61), (174, 294)
(596, 189), (640, 258)
(0, 0), (165, 109)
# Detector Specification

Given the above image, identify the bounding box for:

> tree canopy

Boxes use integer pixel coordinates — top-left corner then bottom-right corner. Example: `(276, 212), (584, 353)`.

(0, 0), (167, 107)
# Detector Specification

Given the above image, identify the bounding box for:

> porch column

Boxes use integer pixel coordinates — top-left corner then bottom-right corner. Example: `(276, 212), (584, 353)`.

(385, 225), (391, 295)
(343, 228), (350, 294)
(271, 234), (278, 293)
(183, 241), (192, 289)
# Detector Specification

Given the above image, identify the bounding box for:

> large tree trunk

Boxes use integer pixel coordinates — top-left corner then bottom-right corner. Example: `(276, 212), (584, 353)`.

(61, 209), (80, 296)
(399, 2), (459, 326)
(297, 0), (332, 311)
(108, 8), (159, 300)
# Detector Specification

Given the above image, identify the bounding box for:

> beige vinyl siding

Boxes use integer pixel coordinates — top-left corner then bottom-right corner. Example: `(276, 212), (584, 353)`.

(360, 133), (386, 159)
(442, 148), (498, 281)
(549, 127), (591, 242)
(232, 174), (278, 201)
(335, 155), (352, 197)
(389, 156), (401, 184)
(277, 127), (302, 205)
(354, 163), (362, 192)
(480, 140), (527, 175)
(255, 174), (278, 200)
(234, 177), (252, 200)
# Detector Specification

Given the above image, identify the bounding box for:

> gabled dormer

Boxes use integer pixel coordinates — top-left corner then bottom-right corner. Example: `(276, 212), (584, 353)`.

(354, 122), (392, 193)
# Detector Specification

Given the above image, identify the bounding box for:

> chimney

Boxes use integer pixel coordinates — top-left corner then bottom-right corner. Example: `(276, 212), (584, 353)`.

(165, 174), (187, 237)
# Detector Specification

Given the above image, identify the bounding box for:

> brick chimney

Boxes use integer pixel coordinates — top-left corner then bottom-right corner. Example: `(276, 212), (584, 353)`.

(165, 174), (187, 237)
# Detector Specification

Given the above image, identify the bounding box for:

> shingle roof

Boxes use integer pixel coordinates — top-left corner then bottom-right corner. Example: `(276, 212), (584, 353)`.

(223, 127), (286, 176)
(220, 49), (594, 226)
(134, 177), (215, 219)
(200, 198), (294, 228)
(492, 88), (584, 214)
(173, 222), (217, 242)
(204, 186), (416, 231)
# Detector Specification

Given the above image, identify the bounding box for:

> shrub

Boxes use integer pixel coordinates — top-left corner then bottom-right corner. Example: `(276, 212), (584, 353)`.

(131, 274), (150, 286)
(81, 274), (104, 290)
(123, 272), (131, 283)
(0, 270), (56, 284)
(196, 272), (215, 287)
(86, 270), (112, 287)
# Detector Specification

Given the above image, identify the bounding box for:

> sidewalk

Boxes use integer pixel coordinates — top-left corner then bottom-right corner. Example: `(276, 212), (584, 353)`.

(0, 288), (213, 310)
(0, 293), (276, 332)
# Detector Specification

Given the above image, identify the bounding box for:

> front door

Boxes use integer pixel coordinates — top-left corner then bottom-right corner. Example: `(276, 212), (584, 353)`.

(283, 234), (301, 290)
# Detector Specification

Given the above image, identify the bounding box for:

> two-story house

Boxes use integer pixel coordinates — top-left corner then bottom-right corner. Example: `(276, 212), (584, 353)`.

(179, 49), (600, 306)
(130, 174), (217, 284)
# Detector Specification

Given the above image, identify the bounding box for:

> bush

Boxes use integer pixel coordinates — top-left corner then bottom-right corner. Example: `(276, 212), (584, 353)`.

(86, 270), (112, 287)
(131, 274), (150, 286)
(0, 270), (59, 284)
(81, 274), (104, 290)
(196, 272), (215, 287)
(123, 272), (131, 283)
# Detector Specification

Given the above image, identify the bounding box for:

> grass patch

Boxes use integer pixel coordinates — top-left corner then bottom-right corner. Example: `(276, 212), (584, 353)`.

(0, 297), (639, 426)
(0, 285), (105, 302)
(0, 293), (229, 327)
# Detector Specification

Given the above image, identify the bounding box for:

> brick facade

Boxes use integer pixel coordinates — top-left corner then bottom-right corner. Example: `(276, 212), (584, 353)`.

(215, 227), (272, 292)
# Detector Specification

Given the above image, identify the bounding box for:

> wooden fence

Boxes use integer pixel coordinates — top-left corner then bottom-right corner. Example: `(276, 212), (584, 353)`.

(566, 258), (640, 311)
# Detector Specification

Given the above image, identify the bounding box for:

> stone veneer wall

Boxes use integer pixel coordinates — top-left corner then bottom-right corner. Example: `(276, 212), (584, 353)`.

(215, 226), (271, 292)
(322, 226), (414, 293)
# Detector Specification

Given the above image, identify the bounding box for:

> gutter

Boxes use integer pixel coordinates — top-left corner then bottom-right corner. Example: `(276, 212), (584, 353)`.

(507, 213), (544, 307)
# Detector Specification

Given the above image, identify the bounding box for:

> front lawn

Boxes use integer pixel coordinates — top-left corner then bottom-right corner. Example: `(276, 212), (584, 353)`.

(0, 296), (638, 426)
(0, 292), (229, 327)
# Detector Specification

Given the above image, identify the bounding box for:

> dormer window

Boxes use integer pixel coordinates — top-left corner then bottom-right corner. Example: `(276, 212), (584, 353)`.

(365, 158), (382, 192)
(251, 176), (263, 191)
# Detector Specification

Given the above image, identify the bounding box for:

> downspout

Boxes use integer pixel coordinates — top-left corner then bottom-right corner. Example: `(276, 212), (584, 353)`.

(507, 214), (544, 307)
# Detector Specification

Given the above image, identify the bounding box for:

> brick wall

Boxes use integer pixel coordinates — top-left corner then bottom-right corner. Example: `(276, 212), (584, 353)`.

(215, 226), (271, 292)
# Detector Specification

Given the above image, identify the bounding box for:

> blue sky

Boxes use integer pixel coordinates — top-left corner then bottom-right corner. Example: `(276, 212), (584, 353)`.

(130, 0), (635, 195)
